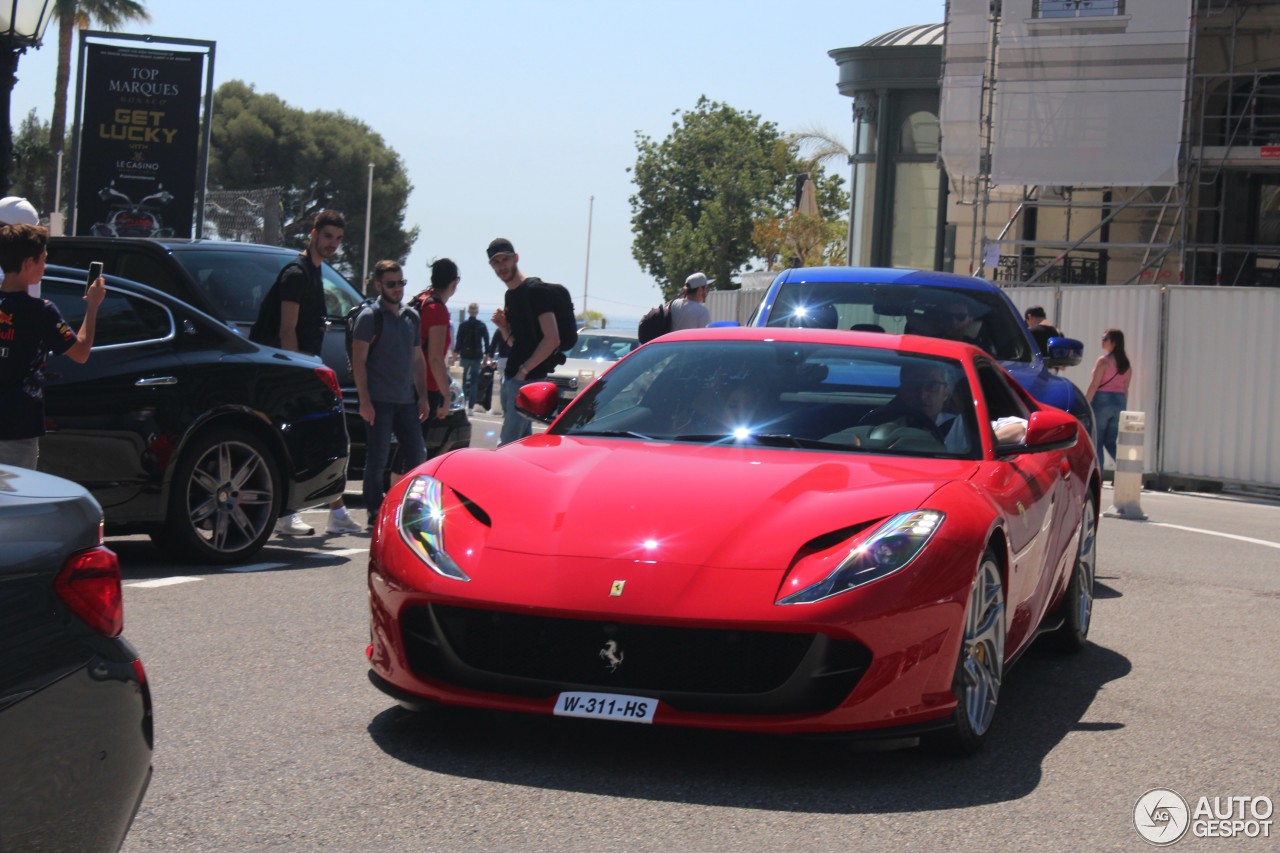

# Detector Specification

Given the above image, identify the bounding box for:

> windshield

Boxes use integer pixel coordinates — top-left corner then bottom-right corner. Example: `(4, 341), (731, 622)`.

(561, 334), (638, 363)
(764, 281), (1033, 363)
(551, 339), (981, 459)
(172, 249), (363, 322)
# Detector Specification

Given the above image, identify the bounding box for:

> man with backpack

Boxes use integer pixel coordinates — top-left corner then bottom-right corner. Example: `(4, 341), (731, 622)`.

(487, 237), (564, 445)
(249, 209), (362, 536)
(453, 302), (489, 412)
(351, 260), (430, 529)
(670, 271), (712, 331)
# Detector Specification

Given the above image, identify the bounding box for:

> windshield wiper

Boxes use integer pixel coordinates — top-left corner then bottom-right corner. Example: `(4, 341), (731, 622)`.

(568, 429), (655, 440)
(751, 433), (850, 450)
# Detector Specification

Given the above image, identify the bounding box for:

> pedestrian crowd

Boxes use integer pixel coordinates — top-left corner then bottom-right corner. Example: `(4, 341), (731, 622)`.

(1, 196), (732, 536)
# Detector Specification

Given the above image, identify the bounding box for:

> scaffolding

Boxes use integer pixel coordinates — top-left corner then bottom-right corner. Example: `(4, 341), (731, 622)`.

(965, 0), (1280, 287)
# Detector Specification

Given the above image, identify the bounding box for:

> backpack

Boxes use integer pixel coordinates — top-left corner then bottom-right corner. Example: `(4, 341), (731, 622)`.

(637, 301), (672, 344)
(527, 278), (579, 352)
(248, 259), (307, 346)
(343, 298), (384, 371)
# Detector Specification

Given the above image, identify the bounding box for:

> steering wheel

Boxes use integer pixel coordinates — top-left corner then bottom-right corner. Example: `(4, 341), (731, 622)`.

(860, 405), (945, 441)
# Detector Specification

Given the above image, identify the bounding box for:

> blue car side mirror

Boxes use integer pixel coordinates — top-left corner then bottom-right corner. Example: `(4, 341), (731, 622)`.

(1044, 336), (1084, 368)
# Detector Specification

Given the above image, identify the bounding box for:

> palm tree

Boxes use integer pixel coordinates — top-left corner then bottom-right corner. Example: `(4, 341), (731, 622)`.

(48, 0), (151, 157)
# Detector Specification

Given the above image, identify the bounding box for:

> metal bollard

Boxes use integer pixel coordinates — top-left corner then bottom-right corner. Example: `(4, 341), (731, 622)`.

(1104, 410), (1147, 520)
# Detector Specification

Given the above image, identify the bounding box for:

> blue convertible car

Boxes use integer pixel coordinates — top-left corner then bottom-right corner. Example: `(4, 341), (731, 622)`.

(747, 267), (1095, 436)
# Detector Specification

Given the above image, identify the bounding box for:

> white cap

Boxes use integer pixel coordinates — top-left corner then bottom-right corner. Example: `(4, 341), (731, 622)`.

(685, 272), (714, 290)
(0, 196), (39, 225)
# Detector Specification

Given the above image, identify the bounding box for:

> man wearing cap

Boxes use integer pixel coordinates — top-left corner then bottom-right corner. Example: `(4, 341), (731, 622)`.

(0, 197), (41, 298)
(487, 238), (561, 445)
(670, 272), (713, 331)
(0, 223), (106, 469)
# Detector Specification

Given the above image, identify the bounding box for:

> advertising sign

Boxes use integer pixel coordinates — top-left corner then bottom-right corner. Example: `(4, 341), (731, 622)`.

(74, 44), (205, 238)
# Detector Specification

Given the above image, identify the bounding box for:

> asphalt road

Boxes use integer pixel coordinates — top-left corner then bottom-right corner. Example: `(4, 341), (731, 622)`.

(111, 479), (1280, 852)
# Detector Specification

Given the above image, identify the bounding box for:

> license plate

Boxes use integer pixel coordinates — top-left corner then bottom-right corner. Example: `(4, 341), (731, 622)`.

(553, 691), (657, 724)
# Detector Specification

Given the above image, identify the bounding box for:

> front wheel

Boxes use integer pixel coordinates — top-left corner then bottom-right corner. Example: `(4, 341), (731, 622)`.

(927, 549), (1006, 755)
(154, 428), (279, 564)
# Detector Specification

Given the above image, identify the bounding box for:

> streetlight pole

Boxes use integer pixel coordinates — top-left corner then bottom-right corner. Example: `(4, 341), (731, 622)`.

(582, 195), (593, 324)
(363, 161), (374, 292)
(0, 1), (54, 196)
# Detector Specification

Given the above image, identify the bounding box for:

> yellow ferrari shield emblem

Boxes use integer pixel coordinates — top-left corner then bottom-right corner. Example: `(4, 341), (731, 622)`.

(610, 580), (626, 597)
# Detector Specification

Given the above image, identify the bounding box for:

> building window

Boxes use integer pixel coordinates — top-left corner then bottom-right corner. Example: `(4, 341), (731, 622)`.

(1033, 0), (1124, 17)
(1029, 0), (1131, 33)
(1034, 0), (1126, 16)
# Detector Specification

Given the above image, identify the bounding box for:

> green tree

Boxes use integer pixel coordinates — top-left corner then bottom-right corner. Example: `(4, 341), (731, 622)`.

(577, 309), (608, 330)
(630, 97), (795, 299)
(10, 111), (58, 213)
(49, 0), (151, 159)
(208, 80), (418, 280)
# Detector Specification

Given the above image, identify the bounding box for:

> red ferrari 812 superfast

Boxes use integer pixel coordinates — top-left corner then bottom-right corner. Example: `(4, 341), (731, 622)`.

(367, 327), (1100, 753)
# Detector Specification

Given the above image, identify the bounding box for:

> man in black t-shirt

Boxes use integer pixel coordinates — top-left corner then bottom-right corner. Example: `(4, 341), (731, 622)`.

(253, 209), (362, 536)
(0, 224), (105, 469)
(1024, 306), (1061, 358)
(453, 302), (490, 411)
(487, 238), (561, 445)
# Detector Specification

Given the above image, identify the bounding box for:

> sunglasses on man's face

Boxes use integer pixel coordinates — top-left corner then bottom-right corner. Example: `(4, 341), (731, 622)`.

(381, 279), (406, 288)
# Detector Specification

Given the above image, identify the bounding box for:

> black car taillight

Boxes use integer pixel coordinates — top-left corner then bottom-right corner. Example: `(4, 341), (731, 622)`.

(54, 546), (124, 637)
(315, 366), (342, 400)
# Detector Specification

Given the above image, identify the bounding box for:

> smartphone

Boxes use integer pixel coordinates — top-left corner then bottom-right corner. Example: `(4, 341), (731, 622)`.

(86, 261), (104, 292)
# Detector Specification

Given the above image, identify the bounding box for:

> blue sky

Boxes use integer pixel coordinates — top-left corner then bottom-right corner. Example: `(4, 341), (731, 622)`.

(11, 0), (945, 327)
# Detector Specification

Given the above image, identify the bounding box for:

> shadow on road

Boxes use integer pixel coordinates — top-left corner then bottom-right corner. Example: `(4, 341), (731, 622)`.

(109, 537), (362, 580)
(367, 640), (1131, 813)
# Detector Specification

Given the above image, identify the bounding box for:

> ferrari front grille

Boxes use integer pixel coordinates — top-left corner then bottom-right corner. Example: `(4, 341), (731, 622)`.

(401, 604), (871, 716)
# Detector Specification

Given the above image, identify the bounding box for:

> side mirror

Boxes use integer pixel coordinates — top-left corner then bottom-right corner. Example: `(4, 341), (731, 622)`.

(1000, 408), (1079, 454)
(1043, 335), (1084, 368)
(516, 381), (560, 423)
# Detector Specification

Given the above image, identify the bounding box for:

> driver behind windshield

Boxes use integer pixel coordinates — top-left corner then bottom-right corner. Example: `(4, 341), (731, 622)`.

(862, 361), (1026, 451)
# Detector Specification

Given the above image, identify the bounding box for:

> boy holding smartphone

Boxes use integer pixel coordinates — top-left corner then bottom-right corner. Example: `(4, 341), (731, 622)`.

(0, 223), (105, 469)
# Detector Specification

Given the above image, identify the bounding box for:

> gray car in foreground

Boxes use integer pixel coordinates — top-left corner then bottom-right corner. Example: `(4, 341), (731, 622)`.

(0, 465), (152, 851)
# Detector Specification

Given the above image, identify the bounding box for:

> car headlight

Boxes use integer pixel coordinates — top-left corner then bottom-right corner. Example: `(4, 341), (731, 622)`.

(398, 476), (469, 581)
(777, 510), (943, 604)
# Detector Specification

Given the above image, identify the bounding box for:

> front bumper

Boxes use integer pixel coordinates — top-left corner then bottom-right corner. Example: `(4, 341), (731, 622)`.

(367, 538), (977, 736)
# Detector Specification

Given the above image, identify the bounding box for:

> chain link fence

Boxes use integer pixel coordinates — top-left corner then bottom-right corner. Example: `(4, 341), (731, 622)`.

(202, 188), (284, 245)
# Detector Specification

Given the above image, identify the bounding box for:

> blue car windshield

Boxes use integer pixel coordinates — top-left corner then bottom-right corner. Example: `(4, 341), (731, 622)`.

(764, 281), (1033, 363)
(551, 339), (981, 459)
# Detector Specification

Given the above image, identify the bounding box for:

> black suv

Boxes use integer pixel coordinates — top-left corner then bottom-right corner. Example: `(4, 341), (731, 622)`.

(47, 237), (472, 472)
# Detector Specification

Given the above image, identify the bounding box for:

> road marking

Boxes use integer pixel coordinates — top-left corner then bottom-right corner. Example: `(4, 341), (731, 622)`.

(1145, 522), (1280, 550)
(127, 576), (203, 588)
(319, 547), (368, 557)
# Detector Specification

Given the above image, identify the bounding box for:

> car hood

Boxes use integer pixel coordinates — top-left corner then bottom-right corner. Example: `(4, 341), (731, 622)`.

(431, 437), (979, 570)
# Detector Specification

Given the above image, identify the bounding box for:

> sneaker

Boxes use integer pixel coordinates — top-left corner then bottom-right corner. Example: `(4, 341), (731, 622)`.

(326, 507), (363, 535)
(276, 512), (314, 537)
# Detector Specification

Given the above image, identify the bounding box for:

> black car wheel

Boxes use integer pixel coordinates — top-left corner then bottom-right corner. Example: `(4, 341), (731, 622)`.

(1046, 494), (1097, 653)
(154, 428), (279, 564)
(927, 549), (1005, 755)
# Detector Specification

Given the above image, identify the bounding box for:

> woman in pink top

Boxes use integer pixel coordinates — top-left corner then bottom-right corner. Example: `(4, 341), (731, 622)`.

(1085, 328), (1132, 471)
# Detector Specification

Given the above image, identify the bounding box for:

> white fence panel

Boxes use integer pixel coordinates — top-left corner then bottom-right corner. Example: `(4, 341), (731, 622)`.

(708, 288), (761, 326)
(1006, 285), (1163, 474)
(706, 277), (1280, 488)
(1163, 288), (1280, 485)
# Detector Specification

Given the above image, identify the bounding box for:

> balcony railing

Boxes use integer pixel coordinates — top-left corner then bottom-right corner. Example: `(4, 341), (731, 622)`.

(1032, 0), (1125, 17)
(993, 254), (1102, 285)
